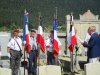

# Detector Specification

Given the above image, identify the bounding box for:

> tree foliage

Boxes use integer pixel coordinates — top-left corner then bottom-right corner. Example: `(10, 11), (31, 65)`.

(0, 0), (100, 30)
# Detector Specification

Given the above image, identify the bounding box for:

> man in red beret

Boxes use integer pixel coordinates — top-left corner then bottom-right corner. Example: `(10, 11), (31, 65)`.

(7, 28), (22, 75)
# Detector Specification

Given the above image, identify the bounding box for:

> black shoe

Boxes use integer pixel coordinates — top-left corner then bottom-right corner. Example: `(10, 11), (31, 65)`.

(32, 73), (37, 75)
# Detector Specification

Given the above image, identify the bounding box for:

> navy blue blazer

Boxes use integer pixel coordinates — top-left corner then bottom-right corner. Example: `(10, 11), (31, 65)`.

(86, 32), (100, 58)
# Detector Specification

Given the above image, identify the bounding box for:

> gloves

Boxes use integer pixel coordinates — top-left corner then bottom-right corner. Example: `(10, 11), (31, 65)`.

(27, 53), (29, 58)
(50, 44), (53, 47)
(7, 53), (10, 58)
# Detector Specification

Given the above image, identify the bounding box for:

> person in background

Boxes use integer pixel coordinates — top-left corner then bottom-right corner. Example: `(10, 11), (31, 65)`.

(82, 26), (100, 63)
(28, 29), (38, 75)
(45, 30), (61, 65)
(84, 27), (91, 56)
(7, 28), (22, 75)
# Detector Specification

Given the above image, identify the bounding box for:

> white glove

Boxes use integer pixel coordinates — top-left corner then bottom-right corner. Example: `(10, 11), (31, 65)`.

(27, 53), (29, 58)
(49, 44), (53, 47)
(7, 53), (10, 58)
(0, 51), (1, 57)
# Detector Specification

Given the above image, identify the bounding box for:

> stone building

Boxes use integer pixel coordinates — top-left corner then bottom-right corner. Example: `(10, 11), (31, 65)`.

(66, 10), (100, 55)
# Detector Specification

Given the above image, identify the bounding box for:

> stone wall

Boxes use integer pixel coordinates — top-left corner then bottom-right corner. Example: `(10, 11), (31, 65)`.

(66, 10), (100, 55)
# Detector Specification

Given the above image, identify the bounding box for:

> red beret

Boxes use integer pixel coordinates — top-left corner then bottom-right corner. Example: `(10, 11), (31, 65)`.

(13, 29), (19, 33)
(50, 30), (54, 34)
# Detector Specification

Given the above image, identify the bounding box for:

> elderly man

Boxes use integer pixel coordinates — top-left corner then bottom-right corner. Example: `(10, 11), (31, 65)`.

(28, 29), (38, 75)
(7, 29), (22, 75)
(84, 27), (91, 56)
(82, 26), (100, 63)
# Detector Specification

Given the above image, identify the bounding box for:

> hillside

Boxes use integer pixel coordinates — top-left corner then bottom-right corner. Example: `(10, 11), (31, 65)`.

(0, 0), (100, 30)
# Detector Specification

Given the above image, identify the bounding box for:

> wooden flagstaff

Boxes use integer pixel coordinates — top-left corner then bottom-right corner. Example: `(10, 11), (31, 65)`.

(37, 12), (42, 75)
(23, 9), (29, 75)
(24, 46), (26, 75)
(24, 10), (26, 75)
(69, 12), (75, 74)
(38, 12), (42, 65)
(54, 7), (58, 65)
(55, 7), (57, 20)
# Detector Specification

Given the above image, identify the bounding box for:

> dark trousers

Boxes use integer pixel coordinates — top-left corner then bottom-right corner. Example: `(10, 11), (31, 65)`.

(10, 50), (21, 75)
(28, 50), (37, 74)
(47, 51), (55, 65)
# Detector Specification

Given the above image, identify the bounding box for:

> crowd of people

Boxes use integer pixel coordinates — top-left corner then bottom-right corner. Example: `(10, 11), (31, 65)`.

(0, 28), (61, 75)
(0, 25), (100, 75)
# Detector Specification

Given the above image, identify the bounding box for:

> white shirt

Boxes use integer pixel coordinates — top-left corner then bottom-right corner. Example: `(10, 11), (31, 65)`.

(45, 37), (53, 52)
(7, 37), (22, 51)
(45, 37), (61, 52)
(84, 33), (91, 43)
(30, 36), (37, 50)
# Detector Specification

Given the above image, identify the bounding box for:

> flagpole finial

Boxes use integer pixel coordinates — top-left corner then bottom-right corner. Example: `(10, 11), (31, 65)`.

(70, 12), (74, 25)
(38, 12), (42, 26)
(55, 7), (57, 19)
(71, 12), (73, 16)
(24, 9), (28, 15)
(24, 9), (26, 13)
(38, 12), (42, 21)
(54, 14), (56, 19)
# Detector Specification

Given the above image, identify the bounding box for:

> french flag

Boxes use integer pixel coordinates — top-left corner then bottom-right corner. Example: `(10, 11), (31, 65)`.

(36, 25), (45, 53)
(23, 10), (31, 53)
(53, 19), (59, 56)
(68, 14), (77, 53)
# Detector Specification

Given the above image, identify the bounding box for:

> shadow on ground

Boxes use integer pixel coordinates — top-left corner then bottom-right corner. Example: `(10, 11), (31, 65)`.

(60, 59), (87, 75)
(79, 61), (87, 70)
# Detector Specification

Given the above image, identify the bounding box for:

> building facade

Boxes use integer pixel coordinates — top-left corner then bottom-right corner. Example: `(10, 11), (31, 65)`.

(66, 10), (100, 55)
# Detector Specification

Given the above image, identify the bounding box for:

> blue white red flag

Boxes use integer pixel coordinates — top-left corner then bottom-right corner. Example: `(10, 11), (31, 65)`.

(23, 10), (31, 53)
(53, 19), (59, 56)
(67, 14), (77, 53)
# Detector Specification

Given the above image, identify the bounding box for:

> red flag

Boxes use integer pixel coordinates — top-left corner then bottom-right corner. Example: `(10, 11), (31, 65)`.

(36, 25), (45, 53)
(68, 14), (77, 53)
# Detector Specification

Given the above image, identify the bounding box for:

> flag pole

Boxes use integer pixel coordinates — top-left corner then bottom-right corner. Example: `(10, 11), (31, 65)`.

(24, 10), (26, 75)
(54, 7), (58, 65)
(23, 9), (31, 75)
(38, 12), (42, 64)
(37, 12), (42, 75)
(55, 7), (58, 65)
(23, 9), (28, 75)
(54, 14), (58, 65)
(24, 47), (25, 75)
(70, 12), (74, 74)
(55, 7), (57, 20)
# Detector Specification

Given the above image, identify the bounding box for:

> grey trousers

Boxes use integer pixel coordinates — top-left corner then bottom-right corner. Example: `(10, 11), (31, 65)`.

(10, 50), (21, 75)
